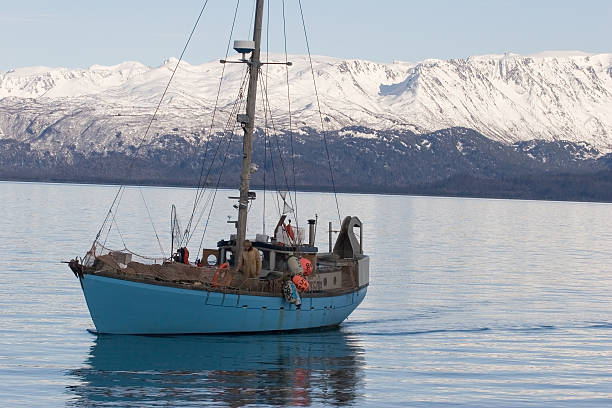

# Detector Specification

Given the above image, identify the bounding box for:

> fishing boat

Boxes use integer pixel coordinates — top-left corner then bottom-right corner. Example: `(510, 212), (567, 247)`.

(68, 0), (369, 335)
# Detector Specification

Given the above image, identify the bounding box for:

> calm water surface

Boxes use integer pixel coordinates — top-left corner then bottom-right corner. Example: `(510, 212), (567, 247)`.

(1, 181), (611, 407)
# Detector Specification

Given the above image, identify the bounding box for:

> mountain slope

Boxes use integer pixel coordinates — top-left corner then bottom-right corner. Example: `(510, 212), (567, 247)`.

(1, 52), (612, 153)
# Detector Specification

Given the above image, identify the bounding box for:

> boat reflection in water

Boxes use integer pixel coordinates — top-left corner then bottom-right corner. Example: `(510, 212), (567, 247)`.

(67, 329), (364, 406)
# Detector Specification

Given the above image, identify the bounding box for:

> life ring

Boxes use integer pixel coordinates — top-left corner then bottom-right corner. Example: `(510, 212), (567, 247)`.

(212, 262), (230, 288)
(292, 275), (309, 292)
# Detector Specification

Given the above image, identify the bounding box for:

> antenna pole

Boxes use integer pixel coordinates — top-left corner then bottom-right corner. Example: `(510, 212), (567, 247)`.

(236, 0), (264, 268)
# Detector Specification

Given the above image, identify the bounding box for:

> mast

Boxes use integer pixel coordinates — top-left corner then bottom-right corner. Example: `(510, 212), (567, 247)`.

(236, 0), (264, 266)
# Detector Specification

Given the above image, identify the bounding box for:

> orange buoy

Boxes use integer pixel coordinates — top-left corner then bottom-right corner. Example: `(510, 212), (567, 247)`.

(285, 223), (295, 241)
(300, 258), (313, 276)
(212, 262), (230, 288)
(292, 275), (309, 292)
(183, 247), (190, 264)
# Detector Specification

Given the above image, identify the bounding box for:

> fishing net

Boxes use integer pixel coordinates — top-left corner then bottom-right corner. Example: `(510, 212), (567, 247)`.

(84, 241), (167, 267)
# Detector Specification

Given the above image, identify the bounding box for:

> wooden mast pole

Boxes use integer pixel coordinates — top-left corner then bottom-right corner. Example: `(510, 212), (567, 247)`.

(236, 0), (264, 268)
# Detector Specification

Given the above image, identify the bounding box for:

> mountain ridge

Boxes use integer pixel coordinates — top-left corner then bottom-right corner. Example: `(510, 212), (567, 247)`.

(1, 51), (611, 153)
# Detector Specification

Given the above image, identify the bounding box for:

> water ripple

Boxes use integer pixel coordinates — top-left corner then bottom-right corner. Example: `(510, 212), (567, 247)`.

(2, 182), (612, 407)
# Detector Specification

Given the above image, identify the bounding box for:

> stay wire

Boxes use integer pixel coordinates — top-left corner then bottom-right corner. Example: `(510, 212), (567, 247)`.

(187, 103), (243, 246)
(262, 0), (270, 235)
(185, 129), (233, 244)
(247, 0), (256, 39)
(94, 184), (124, 243)
(138, 187), (166, 256)
(186, 69), (250, 246)
(298, 0), (341, 225)
(259, 75), (298, 228)
(281, 0), (299, 231)
(184, 0), (241, 238)
(102, 186), (126, 249)
(259, 71), (282, 218)
(259, 70), (297, 219)
(112, 217), (128, 250)
(258, 70), (295, 210)
(187, 69), (250, 242)
(196, 133), (235, 257)
(93, 0), (211, 246)
(263, 0), (283, 222)
(196, 108), (244, 257)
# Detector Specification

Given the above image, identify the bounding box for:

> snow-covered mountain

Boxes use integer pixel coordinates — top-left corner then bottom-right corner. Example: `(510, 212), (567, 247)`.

(1, 51), (612, 153)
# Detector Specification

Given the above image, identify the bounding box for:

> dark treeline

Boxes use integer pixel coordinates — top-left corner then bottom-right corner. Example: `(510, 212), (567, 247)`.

(2, 127), (612, 203)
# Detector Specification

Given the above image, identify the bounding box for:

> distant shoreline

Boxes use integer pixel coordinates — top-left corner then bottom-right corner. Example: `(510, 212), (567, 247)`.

(3, 172), (612, 204)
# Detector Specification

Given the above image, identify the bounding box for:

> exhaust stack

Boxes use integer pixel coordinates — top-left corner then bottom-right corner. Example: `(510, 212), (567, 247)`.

(307, 219), (316, 247)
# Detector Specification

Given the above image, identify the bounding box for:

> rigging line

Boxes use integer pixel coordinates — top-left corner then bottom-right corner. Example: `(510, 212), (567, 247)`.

(259, 82), (281, 217)
(195, 75), (250, 243)
(189, 185), (216, 240)
(93, 0), (211, 245)
(281, 0), (299, 230)
(197, 119), (241, 257)
(184, 128), (211, 233)
(112, 217), (128, 250)
(185, 0), (241, 235)
(297, 0), (342, 225)
(188, 138), (241, 246)
(193, 135), (212, 201)
(185, 69), (250, 245)
(262, 119), (267, 233)
(247, 0), (256, 39)
(262, 80), (267, 234)
(265, 128), (282, 217)
(138, 187), (166, 256)
(267, 134), (282, 217)
(122, 248), (166, 262)
(94, 185), (124, 242)
(187, 127), (236, 243)
(102, 186), (126, 249)
(95, 182), (128, 248)
(262, 0), (270, 235)
(184, 126), (234, 244)
(262, 9), (282, 219)
(259, 71), (282, 218)
(259, 71), (297, 215)
(185, 72), (249, 246)
(184, 96), (244, 244)
(265, 0), (270, 76)
(258, 71), (292, 219)
(185, 70), (247, 246)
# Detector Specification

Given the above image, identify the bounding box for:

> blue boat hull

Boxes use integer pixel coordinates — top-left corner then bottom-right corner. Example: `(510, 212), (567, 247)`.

(80, 274), (367, 334)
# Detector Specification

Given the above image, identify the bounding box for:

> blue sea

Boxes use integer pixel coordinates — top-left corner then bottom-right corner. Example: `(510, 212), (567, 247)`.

(1, 181), (611, 407)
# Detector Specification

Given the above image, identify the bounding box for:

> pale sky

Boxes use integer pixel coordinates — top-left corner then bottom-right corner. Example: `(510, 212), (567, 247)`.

(1, 0), (611, 70)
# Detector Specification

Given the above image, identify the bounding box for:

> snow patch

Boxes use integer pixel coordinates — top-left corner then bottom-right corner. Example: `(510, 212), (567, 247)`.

(338, 130), (378, 139)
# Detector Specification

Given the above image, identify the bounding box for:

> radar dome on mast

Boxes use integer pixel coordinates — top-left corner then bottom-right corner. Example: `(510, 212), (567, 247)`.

(233, 40), (255, 60)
